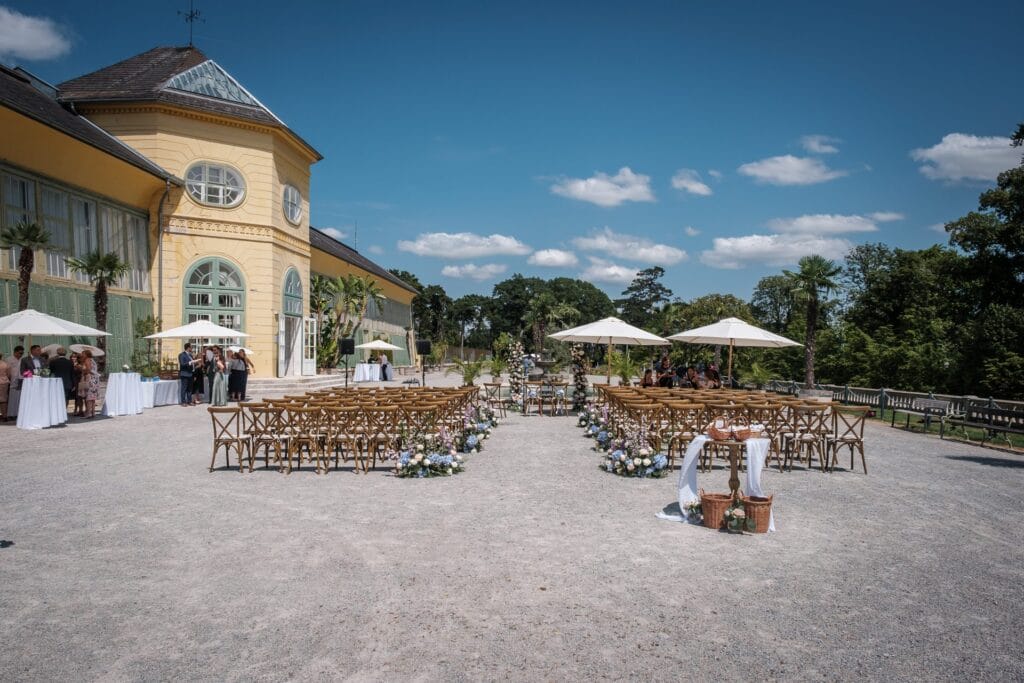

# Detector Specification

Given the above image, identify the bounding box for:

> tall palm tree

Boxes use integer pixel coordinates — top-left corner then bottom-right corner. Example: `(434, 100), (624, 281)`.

(784, 255), (841, 388)
(524, 293), (579, 353)
(350, 276), (385, 342)
(0, 221), (52, 311)
(67, 250), (129, 364)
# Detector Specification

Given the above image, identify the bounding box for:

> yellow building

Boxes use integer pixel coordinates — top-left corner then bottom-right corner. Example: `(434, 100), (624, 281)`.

(0, 47), (417, 375)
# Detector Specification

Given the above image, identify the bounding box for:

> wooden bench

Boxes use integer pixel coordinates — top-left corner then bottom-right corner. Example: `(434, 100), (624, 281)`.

(890, 398), (952, 432)
(941, 405), (1024, 448)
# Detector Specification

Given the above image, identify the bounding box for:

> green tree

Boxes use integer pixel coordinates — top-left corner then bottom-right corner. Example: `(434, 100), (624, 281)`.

(784, 255), (841, 388)
(416, 284), (453, 342)
(310, 274), (338, 368)
(67, 250), (130, 365)
(0, 221), (52, 311)
(523, 292), (579, 353)
(489, 274), (546, 343)
(387, 269), (423, 291)
(451, 294), (490, 359)
(617, 266), (672, 327)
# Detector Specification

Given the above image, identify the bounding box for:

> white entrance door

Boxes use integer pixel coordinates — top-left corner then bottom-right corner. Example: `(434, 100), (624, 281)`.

(302, 317), (317, 376)
(278, 315), (302, 377)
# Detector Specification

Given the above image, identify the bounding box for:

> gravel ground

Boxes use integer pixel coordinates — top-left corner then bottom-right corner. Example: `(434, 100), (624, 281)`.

(1, 378), (1022, 681)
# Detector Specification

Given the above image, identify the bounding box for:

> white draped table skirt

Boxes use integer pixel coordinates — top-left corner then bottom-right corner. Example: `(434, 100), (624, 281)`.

(102, 372), (144, 417)
(16, 377), (67, 430)
(354, 364), (381, 382)
(141, 379), (180, 408)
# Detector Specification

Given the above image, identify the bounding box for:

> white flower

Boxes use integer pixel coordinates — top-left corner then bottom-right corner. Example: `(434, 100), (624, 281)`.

(446, 467), (453, 474)
(414, 453), (423, 462)
(449, 448), (457, 455)
(639, 448), (651, 457)
(619, 453), (627, 462)
(416, 444), (424, 452)
(642, 458), (652, 467)
(734, 508), (746, 518)
(452, 461), (460, 469)
(423, 458), (432, 466)
(626, 462), (636, 471)
(633, 458), (642, 467)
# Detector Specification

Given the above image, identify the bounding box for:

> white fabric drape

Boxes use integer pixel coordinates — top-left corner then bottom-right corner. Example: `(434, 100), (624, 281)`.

(656, 435), (708, 523)
(744, 437), (776, 532)
(101, 372), (144, 417)
(141, 380), (180, 408)
(15, 377), (67, 430)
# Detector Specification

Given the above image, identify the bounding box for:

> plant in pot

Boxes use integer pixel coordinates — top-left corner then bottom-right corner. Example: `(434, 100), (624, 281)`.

(609, 350), (641, 386)
(745, 362), (773, 390)
(488, 353), (507, 381)
(446, 357), (491, 386)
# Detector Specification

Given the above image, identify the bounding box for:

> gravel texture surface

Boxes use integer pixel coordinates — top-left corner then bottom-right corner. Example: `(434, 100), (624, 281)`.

(1, 379), (1022, 681)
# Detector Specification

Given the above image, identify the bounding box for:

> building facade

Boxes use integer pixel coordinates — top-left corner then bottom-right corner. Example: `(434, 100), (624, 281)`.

(0, 48), (417, 375)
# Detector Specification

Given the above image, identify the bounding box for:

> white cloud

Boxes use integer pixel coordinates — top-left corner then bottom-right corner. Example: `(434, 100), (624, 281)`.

(684, 226), (701, 237)
(580, 257), (638, 285)
(550, 167), (655, 207)
(527, 249), (578, 267)
(0, 7), (71, 61)
(707, 169), (723, 180)
(366, 244), (384, 255)
(910, 133), (1020, 182)
(441, 263), (508, 281)
(929, 223), (947, 234)
(868, 211), (904, 222)
(800, 134), (841, 154)
(701, 234), (853, 269)
(572, 227), (687, 265)
(766, 213), (890, 235)
(320, 227), (348, 242)
(670, 169), (712, 196)
(397, 232), (531, 259)
(738, 155), (848, 186)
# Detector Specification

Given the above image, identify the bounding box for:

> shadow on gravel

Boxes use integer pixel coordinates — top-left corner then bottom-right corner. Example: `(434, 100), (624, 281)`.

(0, 540), (14, 548)
(944, 454), (1024, 469)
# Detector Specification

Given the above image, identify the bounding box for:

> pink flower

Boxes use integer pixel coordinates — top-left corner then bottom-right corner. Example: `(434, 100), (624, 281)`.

(22, 370), (33, 378)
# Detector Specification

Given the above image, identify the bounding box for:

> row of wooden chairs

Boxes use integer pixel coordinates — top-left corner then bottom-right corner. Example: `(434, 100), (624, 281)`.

(594, 385), (868, 473)
(208, 387), (480, 474)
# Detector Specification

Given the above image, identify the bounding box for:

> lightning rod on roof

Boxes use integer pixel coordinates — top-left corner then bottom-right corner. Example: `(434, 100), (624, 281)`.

(178, 0), (203, 47)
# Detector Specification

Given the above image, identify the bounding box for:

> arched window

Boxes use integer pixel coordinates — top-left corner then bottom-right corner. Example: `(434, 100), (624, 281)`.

(283, 268), (303, 316)
(185, 162), (246, 207)
(282, 185), (302, 225)
(184, 258), (245, 331)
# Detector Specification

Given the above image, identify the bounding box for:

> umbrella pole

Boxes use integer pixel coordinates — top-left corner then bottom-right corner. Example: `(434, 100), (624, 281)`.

(606, 340), (612, 385)
(727, 339), (734, 387)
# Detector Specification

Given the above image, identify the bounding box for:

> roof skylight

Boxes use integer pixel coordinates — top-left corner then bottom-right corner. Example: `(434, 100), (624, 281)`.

(164, 60), (259, 106)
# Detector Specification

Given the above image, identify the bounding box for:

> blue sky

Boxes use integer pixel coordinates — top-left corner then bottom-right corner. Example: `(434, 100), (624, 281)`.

(3, 0), (1023, 301)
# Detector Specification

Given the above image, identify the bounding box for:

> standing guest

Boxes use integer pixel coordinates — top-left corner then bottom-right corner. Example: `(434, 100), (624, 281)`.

(178, 342), (198, 406)
(228, 349), (253, 401)
(20, 344), (43, 375)
(204, 345), (217, 403)
(380, 352), (392, 382)
(210, 347), (228, 406)
(48, 347), (75, 408)
(5, 345), (24, 420)
(70, 352), (84, 416)
(77, 349), (100, 418)
(0, 354), (8, 420)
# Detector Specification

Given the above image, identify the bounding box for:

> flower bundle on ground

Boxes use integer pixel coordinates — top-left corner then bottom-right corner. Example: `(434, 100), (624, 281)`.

(724, 500), (755, 532)
(602, 427), (669, 478)
(683, 499), (703, 522)
(395, 445), (465, 478)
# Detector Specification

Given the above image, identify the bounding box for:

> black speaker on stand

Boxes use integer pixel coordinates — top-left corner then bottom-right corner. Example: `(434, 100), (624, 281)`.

(415, 340), (432, 387)
(340, 338), (355, 388)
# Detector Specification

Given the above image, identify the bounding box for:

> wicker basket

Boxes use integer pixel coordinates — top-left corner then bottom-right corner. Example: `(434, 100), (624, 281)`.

(707, 420), (733, 442)
(742, 495), (773, 533)
(700, 489), (733, 529)
(731, 425), (753, 441)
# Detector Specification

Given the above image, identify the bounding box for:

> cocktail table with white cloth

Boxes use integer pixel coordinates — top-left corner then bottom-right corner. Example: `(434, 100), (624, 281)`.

(16, 376), (68, 430)
(353, 363), (381, 382)
(141, 379), (180, 408)
(102, 372), (144, 417)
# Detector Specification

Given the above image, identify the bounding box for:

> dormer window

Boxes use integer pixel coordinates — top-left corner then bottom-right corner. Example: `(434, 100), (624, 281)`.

(185, 162), (245, 208)
(283, 184), (302, 225)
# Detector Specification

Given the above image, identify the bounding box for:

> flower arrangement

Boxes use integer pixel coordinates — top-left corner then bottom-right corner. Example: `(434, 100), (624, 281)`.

(571, 343), (589, 411)
(22, 370), (33, 378)
(602, 427), (669, 477)
(506, 341), (526, 411)
(39, 368), (51, 377)
(683, 499), (703, 522)
(122, 364), (131, 372)
(395, 443), (465, 478)
(724, 500), (755, 532)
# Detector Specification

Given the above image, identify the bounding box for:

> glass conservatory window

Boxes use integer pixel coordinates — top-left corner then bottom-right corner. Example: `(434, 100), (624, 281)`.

(165, 61), (260, 106)
(283, 185), (302, 225)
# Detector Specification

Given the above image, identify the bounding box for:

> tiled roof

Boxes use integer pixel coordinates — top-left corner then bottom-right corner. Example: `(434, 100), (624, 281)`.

(309, 227), (419, 295)
(57, 46), (322, 160)
(0, 65), (178, 183)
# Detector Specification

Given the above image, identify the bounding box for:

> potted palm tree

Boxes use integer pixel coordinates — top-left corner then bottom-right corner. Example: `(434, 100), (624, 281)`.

(446, 358), (491, 386)
(488, 354), (508, 381)
(609, 351), (641, 386)
(67, 250), (129, 370)
(0, 220), (52, 311)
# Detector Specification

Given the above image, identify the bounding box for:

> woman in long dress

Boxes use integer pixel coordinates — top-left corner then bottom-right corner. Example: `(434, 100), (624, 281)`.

(77, 350), (100, 418)
(211, 349), (228, 406)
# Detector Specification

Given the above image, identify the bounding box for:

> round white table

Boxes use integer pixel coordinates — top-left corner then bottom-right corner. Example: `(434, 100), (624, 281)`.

(141, 379), (180, 408)
(16, 377), (68, 430)
(354, 363), (381, 382)
(102, 372), (144, 417)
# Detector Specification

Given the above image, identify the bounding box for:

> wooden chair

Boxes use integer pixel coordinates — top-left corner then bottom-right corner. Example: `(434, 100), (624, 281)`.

(283, 406), (326, 474)
(784, 404), (830, 471)
(549, 381), (569, 416)
(664, 401), (704, 470)
(482, 383), (507, 418)
(827, 406), (869, 473)
(208, 406), (249, 472)
(524, 381), (546, 416)
(248, 405), (285, 470)
(322, 405), (360, 472)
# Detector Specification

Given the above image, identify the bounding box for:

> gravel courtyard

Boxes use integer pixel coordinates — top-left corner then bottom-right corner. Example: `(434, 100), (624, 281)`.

(1, 385), (1022, 681)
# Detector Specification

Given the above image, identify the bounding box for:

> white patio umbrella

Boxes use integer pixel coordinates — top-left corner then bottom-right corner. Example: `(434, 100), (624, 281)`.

(227, 345), (255, 356)
(0, 308), (110, 338)
(549, 316), (669, 383)
(69, 343), (105, 357)
(354, 339), (402, 351)
(668, 317), (800, 384)
(145, 320), (248, 340)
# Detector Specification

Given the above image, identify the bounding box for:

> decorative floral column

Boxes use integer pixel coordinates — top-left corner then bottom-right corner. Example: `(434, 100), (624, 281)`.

(507, 340), (525, 411)
(571, 343), (588, 411)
